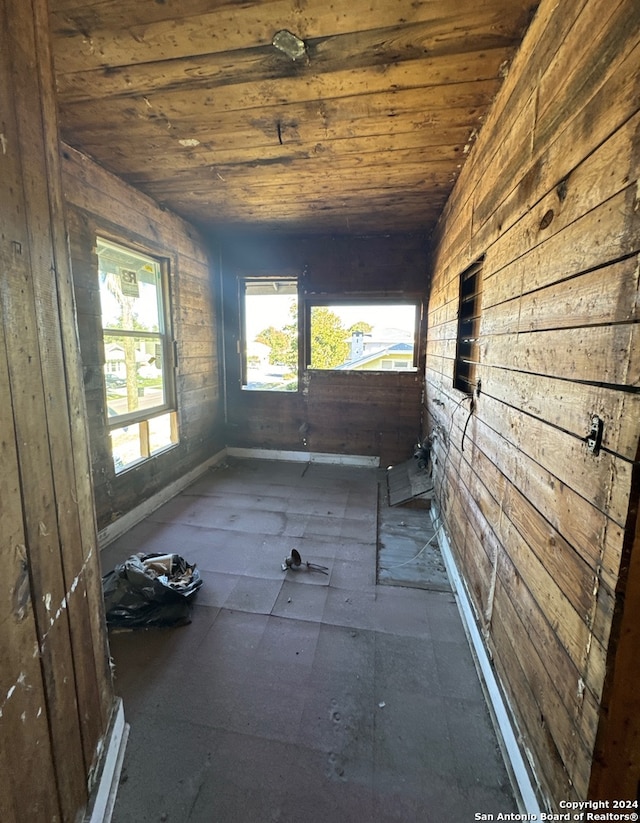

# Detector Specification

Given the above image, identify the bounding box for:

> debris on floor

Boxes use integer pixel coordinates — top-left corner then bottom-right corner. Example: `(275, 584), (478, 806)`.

(386, 452), (434, 507)
(281, 548), (329, 574)
(104, 458), (517, 821)
(378, 467), (449, 591)
(103, 552), (202, 628)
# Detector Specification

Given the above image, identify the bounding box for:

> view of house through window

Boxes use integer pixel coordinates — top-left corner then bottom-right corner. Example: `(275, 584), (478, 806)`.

(97, 237), (178, 472)
(309, 303), (417, 371)
(241, 284), (417, 389)
(242, 279), (298, 391)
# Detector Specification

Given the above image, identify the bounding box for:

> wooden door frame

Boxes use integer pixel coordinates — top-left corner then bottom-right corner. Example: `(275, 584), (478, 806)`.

(589, 437), (640, 801)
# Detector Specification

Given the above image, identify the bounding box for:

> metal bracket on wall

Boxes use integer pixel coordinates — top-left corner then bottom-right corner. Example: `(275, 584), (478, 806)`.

(587, 415), (604, 455)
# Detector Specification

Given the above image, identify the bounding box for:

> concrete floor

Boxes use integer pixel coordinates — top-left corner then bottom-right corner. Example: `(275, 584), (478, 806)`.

(101, 458), (517, 822)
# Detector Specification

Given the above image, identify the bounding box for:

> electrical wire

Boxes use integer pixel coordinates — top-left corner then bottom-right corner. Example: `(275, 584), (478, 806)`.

(461, 397), (475, 452)
(440, 391), (474, 470)
(383, 389), (475, 574)
(427, 390), (476, 549)
(382, 522), (444, 571)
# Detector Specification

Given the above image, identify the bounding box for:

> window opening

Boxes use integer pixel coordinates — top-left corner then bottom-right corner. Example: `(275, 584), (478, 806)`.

(454, 258), (484, 394)
(307, 302), (418, 372)
(97, 237), (178, 472)
(242, 278), (298, 392)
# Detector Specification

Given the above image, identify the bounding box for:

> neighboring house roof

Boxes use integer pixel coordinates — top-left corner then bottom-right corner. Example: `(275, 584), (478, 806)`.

(337, 341), (413, 369)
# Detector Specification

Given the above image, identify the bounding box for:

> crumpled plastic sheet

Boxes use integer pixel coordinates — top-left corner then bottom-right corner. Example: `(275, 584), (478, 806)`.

(102, 552), (203, 628)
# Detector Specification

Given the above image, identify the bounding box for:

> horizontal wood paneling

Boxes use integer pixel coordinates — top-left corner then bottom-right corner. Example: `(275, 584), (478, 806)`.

(425, 0), (640, 807)
(62, 145), (224, 531)
(437, 444), (597, 800)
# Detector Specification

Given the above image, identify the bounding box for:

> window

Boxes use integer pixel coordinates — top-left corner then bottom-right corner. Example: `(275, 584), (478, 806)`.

(307, 302), (418, 372)
(454, 257), (483, 394)
(241, 278), (298, 392)
(97, 238), (178, 472)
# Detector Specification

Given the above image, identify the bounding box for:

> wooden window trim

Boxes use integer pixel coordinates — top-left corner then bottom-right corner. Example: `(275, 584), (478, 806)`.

(239, 276), (299, 392)
(453, 257), (484, 395)
(97, 235), (177, 428)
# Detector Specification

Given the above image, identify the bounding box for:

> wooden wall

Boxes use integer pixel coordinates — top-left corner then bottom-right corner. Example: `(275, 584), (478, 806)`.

(0, 0), (115, 819)
(219, 232), (427, 466)
(425, 0), (639, 808)
(62, 145), (224, 531)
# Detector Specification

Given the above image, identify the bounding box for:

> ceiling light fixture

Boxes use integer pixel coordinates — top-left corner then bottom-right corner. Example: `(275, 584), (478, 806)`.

(272, 29), (307, 61)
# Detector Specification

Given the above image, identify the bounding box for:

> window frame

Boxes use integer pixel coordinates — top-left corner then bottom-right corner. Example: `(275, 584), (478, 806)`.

(239, 276), (300, 392)
(304, 297), (421, 373)
(96, 235), (179, 468)
(453, 257), (484, 395)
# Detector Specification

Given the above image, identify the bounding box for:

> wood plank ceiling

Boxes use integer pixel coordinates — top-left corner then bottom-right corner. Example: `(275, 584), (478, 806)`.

(49, 0), (538, 236)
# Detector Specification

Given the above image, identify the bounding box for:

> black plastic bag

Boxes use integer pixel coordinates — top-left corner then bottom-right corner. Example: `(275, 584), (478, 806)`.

(103, 552), (203, 628)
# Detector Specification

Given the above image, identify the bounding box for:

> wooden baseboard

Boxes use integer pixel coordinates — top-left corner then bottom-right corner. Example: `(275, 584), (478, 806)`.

(85, 699), (129, 823)
(98, 449), (227, 548)
(431, 505), (544, 816)
(226, 447), (380, 466)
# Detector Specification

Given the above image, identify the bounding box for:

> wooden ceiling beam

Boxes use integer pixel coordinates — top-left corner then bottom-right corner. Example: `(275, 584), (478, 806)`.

(50, 0), (534, 72)
(174, 193), (443, 216)
(126, 149), (458, 183)
(174, 200), (443, 234)
(61, 102), (484, 151)
(68, 125), (473, 171)
(134, 167), (455, 199)
(57, 53), (509, 129)
(111, 146), (466, 187)
(49, 0), (538, 235)
(59, 79), (497, 137)
(55, 31), (517, 103)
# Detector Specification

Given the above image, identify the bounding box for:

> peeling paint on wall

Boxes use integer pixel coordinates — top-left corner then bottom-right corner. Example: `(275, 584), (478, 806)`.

(0, 672), (27, 718)
(13, 548), (31, 622)
(36, 548), (95, 651)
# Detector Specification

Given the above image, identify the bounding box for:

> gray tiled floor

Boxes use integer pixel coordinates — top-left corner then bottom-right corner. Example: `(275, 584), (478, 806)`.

(102, 459), (516, 822)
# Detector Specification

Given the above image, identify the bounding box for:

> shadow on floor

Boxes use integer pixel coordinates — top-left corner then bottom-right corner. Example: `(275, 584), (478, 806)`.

(101, 458), (516, 823)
